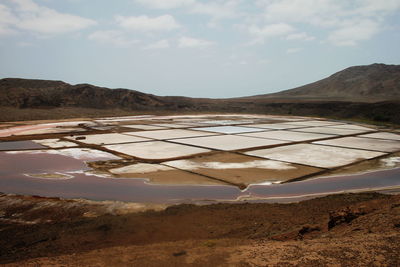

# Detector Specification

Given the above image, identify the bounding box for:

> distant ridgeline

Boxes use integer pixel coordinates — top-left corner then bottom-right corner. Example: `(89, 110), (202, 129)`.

(1, 63), (400, 124)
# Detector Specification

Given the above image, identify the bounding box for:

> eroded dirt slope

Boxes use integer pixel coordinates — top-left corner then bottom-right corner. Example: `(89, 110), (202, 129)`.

(0, 193), (399, 266)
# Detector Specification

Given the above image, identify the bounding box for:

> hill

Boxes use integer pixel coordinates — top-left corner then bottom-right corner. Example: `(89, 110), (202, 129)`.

(0, 78), (173, 110)
(250, 63), (400, 101)
(1, 63), (400, 124)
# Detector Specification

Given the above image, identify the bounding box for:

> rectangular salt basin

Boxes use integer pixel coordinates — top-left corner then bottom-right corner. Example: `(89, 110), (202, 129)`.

(325, 124), (376, 131)
(150, 123), (194, 129)
(280, 120), (345, 127)
(197, 120), (254, 126)
(358, 132), (400, 141)
(172, 135), (289, 151)
(33, 139), (77, 148)
(264, 116), (309, 122)
(109, 163), (223, 185)
(66, 133), (150, 145)
(126, 129), (217, 140)
(122, 124), (169, 130)
(105, 141), (211, 160)
(193, 126), (268, 134)
(239, 130), (335, 142)
(241, 123), (307, 130)
(314, 137), (400, 152)
(291, 127), (371, 136)
(245, 143), (385, 168)
(164, 153), (322, 186)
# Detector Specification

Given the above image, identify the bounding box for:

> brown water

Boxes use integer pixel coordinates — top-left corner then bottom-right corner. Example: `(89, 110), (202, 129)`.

(0, 141), (46, 151)
(0, 151), (399, 204)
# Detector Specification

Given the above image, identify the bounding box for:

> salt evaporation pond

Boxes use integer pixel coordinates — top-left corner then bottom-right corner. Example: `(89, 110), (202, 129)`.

(1, 150), (400, 204)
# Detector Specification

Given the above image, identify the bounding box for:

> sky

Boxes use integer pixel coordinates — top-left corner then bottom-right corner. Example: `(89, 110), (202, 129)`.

(0, 0), (400, 98)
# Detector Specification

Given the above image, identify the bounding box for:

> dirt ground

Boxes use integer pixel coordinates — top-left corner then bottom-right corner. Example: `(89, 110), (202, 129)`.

(1, 192), (399, 266)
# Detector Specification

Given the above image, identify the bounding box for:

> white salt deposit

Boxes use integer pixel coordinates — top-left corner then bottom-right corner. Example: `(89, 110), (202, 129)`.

(126, 129), (216, 140)
(291, 127), (370, 136)
(359, 132), (400, 141)
(280, 120), (345, 127)
(122, 124), (169, 130)
(150, 123), (194, 129)
(33, 139), (77, 148)
(110, 163), (173, 174)
(240, 130), (334, 142)
(325, 124), (375, 131)
(48, 148), (120, 161)
(24, 172), (75, 180)
(105, 141), (211, 160)
(164, 159), (296, 171)
(380, 157), (400, 168)
(66, 133), (150, 145)
(315, 137), (400, 153)
(193, 126), (266, 134)
(172, 135), (289, 151)
(7, 148), (120, 161)
(245, 143), (385, 168)
(241, 123), (305, 130)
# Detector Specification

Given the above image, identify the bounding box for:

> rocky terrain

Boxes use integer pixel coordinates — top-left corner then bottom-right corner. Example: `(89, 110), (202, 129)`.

(0, 78), (169, 110)
(1, 63), (400, 124)
(250, 63), (400, 101)
(0, 192), (399, 266)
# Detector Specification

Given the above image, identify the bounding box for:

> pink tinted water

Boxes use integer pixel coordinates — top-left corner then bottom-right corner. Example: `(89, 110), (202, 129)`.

(0, 151), (399, 204)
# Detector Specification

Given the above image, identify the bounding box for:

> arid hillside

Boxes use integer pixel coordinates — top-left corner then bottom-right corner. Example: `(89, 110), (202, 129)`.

(0, 78), (176, 110)
(249, 63), (400, 101)
(1, 63), (400, 124)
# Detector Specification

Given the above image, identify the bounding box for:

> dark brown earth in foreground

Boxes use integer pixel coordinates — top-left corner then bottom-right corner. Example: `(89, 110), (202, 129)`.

(1, 192), (399, 266)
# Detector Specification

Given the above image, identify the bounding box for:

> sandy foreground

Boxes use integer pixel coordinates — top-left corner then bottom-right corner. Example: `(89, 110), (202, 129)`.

(0, 192), (399, 266)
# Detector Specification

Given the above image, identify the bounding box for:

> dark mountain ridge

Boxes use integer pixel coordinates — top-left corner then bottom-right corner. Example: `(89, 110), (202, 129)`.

(0, 78), (172, 110)
(249, 63), (400, 101)
(1, 63), (400, 124)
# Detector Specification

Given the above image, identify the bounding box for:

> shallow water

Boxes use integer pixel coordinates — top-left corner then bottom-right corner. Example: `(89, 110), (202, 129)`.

(248, 168), (400, 198)
(1, 150), (400, 204)
(0, 141), (46, 151)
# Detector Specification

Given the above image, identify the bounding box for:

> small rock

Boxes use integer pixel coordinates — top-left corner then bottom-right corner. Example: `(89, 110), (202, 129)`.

(172, 250), (187, 257)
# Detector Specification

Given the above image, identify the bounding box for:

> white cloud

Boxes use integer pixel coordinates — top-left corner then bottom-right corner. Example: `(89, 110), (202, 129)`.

(286, 32), (315, 41)
(134, 0), (195, 9)
(135, 0), (241, 19)
(286, 47), (302, 54)
(255, 0), (400, 46)
(0, 0), (96, 36)
(178, 36), (215, 48)
(327, 19), (380, 46)
(190, 1), (240, 19)
(144, 39), (170, 49)
(116, 15), (181, 32)
(88, 30), (139, 46)
(0, 4), (18, 35)
(354, 0), (400, 16)
(17, 9), (96, 34)
(12, 0), (40, 12)
(248, 23), (294, 44)
(261, 0), (340, 26)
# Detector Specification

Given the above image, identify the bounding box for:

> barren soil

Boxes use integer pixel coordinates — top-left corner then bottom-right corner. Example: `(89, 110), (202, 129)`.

(1, 192), (399, 266)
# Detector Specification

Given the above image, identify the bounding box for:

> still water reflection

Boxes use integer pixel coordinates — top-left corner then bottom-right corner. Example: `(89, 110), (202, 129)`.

(0, 151), (399, 204)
